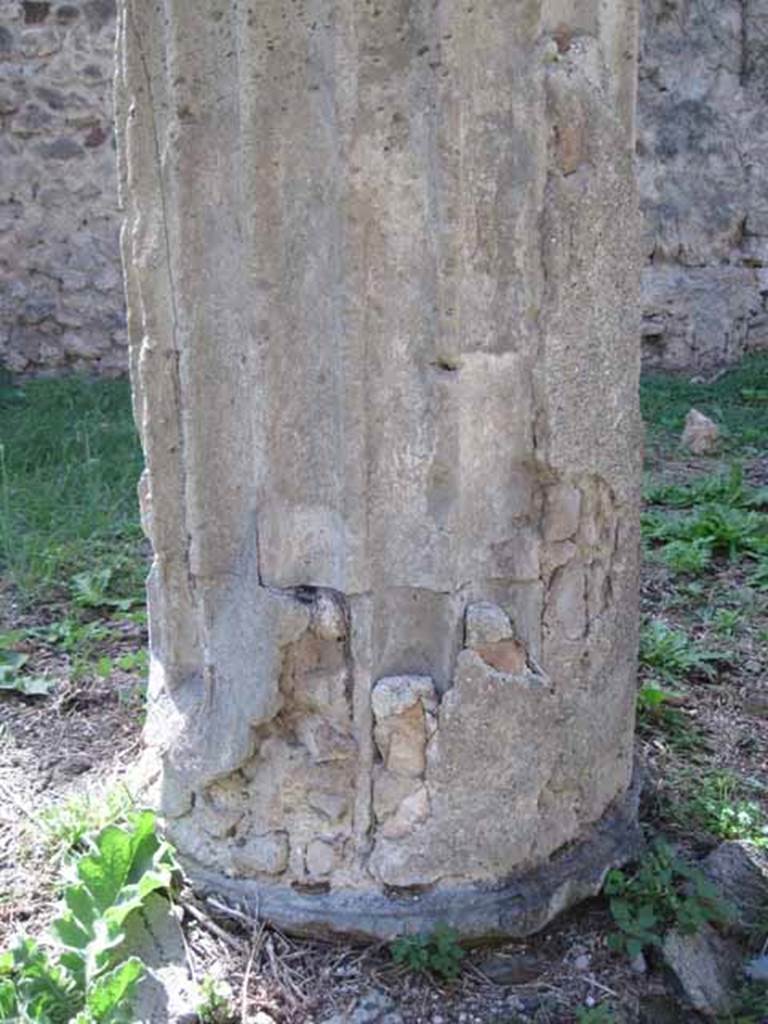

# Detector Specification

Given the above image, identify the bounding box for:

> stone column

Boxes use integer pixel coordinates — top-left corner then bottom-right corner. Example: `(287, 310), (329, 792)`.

(116, 0), (642, 939)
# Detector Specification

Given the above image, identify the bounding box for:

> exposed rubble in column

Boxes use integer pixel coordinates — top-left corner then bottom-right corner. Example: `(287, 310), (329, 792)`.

(117, 0), (643, 939)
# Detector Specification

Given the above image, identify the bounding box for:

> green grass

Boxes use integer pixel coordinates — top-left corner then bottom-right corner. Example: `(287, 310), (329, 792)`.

(640, 352), (768, 450)
(0, 376), (144, 605)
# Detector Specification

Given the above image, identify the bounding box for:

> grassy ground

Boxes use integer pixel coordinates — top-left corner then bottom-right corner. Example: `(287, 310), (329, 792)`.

(0, 359), (767, 1023)
(0, 374), (145, 607)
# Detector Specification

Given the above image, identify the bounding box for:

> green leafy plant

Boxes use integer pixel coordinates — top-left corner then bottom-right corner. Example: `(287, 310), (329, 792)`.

(196, 975), (235, 1024)
(32, 617), (128, 683)
(390, 924), (465, 981)
(0, 648), (53, 696)
(658, 538), (713, 574)
(114, 650), (148, 675)
(604, 838), (732, 959)
(645, 464), (765, 512)
(708, 608), (744, 637)
(639, 620), (721, 682)
(70, 567), (141, 614)
(0, 811), (175, 1023)
(679, 772), (768, 847)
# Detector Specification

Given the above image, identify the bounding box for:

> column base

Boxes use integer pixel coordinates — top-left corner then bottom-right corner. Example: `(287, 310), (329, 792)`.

(182, 765), (642, 942)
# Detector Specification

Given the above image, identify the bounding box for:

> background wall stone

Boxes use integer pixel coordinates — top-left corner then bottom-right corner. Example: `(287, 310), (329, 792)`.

(0, 0), (125, 376)
(638, 0), (768, 369)
(3, 0), (768, 375)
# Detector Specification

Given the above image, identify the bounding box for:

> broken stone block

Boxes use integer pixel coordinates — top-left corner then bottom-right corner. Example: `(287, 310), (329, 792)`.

(682, 408), (720, 455)
(375, 704), (428, 778)
(307, 790), (349, 824)
(371, 675), (438, 721)
(372, 769), (421, 823)
(702, 840), (768, 933)
(544, 483), (582, 541)
(231, 832), (288, 876)
(474, 639), (527, 675)
(305, 838), (339, 878)
(297, 718), (357, 765)
(379, 787), (430, 840)
(662, 925), (740, 1018)
(464, 601), (514, 647)
(310, 590), (348, 641)
(371, 675), (438, 778)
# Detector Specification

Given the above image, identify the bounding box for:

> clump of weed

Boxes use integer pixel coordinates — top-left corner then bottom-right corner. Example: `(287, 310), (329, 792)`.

(639, 619), (721, 681)
(604, 838), (732, 959)
(38, 785), (136, 861)
(645, 464), (766, 511)
(636, 683), (707, 752)
(196, 975), (235, 1024)
(390, 924), (465, 981)
(677, 771), (768, 847)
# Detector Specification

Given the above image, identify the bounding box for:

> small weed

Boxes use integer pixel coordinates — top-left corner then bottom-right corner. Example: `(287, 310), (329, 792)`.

(604, 838), (732, 958)
(708, 608), (745, 637)
(115, 649), (148, 674)
(646, 503), (767, 578)
(70, 564), (143, 613)
(635, 684), (706, 752)
(390, 924), (465, 981)
(32, 616), (131, 682)
(658, 538), (712, 574)
(678, 772), (768, 847)
(196, 975), (235, 1024)
(38, 786), (136, 861)
(639, 620), (721, 682)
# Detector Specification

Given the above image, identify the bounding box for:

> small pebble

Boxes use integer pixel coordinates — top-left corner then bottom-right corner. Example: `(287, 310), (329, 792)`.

(574, 953), (591, 971)
(631, 951), (648, 975)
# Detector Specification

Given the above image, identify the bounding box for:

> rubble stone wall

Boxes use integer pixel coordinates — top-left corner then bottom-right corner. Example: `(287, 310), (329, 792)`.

(639, 0), (768, 369)
(0, 0), (126, 376)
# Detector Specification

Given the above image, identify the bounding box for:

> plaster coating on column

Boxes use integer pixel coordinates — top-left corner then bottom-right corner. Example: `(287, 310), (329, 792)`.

(116, 0), (643, 940)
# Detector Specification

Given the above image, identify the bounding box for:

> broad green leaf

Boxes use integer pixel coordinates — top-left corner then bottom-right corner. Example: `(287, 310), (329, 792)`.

(0, 650), (27, 678)
(0, 979), (17, 1018)
(0, 673), (54, 696)
(85, 958), (143, 1022)
(77, 826), (136, 912)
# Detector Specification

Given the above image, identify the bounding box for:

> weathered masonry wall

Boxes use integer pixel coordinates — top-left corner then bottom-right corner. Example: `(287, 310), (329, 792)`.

(639, 0), (768, 369)
(4, 0), (768, 375)
(0, 0), (126, 376)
